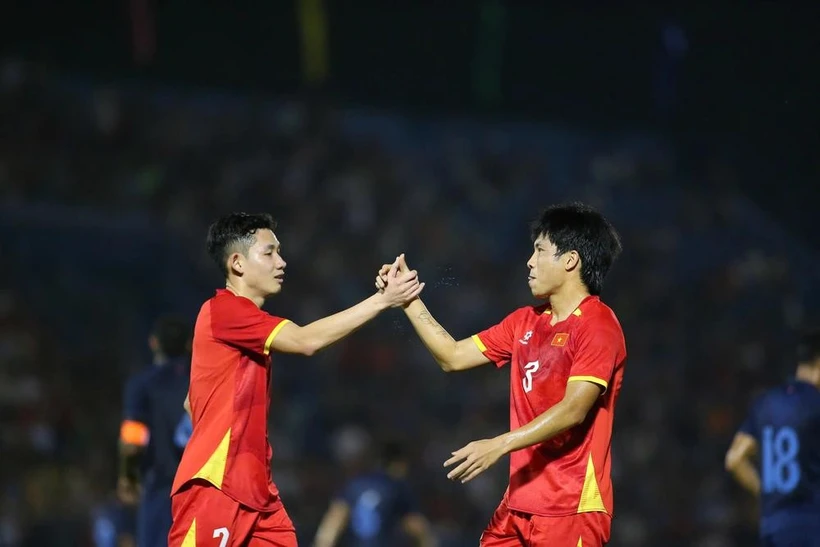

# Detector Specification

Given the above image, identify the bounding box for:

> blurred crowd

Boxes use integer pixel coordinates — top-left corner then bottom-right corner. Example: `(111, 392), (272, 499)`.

(0, 60), (818, 546)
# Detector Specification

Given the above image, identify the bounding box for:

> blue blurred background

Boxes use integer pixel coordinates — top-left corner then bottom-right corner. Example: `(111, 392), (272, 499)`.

(1, 2), (818, 546)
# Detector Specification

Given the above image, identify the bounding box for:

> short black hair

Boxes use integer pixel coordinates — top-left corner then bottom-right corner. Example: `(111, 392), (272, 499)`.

(797, 328), (820, 365)
(206, 213), (278, 278)
(152, 315), (190, 358)
(379, 441), (408, 467)
(530, 202), (622, 295)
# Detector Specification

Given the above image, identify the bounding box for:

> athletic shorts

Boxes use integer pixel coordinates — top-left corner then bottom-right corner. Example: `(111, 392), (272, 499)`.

(168, 480), (297, 546)
(480, 492), (611, 547)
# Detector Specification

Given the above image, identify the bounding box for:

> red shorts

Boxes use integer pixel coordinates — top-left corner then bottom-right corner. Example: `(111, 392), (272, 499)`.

(168, 480), (297, 546)
(481, 494), (611, 547)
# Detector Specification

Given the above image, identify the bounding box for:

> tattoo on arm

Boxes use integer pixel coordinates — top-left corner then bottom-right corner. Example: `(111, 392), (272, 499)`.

(418, 311), (450, 339)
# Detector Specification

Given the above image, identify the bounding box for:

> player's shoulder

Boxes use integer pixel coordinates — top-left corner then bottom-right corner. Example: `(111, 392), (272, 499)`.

(577, 296), (622, 331)
(745, 390), (769, 414)
(208, 289), (254, 311)
(125, 364), (160, 390)
(199, 289), (263, 322)
(747, 383), (790, 413)
(765, 380), (802, 398)
(338, 473), (373, 499)
(747, 382), (820, 427)
(578, 296), (618, 320)
(775, 380), (820, 403)
(158, 357), (191, 380)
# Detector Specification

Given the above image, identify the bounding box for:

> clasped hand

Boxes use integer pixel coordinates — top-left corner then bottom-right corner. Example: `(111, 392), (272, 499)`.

(376, 253), (425, 307)
(375, 254), (425, 307)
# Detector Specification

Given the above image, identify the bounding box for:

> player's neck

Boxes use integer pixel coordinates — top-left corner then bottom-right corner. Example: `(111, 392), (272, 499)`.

(548, 283), (590, 323)
(225, 281), (265, 308)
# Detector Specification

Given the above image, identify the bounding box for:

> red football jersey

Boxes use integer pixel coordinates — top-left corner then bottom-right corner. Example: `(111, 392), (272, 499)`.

(473, 295), (626, 517)
(171, 289), (290, 512)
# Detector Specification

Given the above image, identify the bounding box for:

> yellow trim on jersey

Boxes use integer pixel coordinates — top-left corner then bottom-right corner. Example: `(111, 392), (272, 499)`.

(471, 334), (487, 353)
(263, 319), (291, 356)
(181, 519), (197, 546)
(568, 375), (608, 394)
(577, 538), (583, 547)
(543, 308), (581, 316)
(192, 428), (231, 488)
(578, 454), (607, 513)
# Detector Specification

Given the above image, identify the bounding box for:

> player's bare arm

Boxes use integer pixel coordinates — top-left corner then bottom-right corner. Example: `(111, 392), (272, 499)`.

(273, 259), (424, 356)
(403, 298), (490, 372)
(312, 500), (350, 547)
(725, 431), (761, 495)
(444, 380), (603, 483)
(117, 444), (143, 505)
(375, 254), (491, 372)
(117, 431), (147, 504)
(402, 513), (438, 547)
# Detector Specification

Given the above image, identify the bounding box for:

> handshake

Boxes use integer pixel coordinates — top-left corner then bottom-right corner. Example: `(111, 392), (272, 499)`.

(373, 253), (425, 309)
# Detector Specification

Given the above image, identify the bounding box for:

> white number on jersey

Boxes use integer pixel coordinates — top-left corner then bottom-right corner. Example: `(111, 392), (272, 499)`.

(522, 360), (540, 393)
(213, 527), (229, 547)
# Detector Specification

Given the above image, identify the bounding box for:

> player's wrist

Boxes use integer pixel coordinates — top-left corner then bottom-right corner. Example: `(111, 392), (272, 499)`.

(370, 292), (393, 312)
(402, 298), (424, 314)
(494, 433), (515, 454)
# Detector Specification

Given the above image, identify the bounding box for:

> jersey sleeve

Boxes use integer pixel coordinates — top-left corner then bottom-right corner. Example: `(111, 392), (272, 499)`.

(737, 398), (760, 438)
(337, 479), (359, 505)
(567, 315), (624, 393)
(212, 296), (291, 356)
(120, 373), (150, 446)
(472, 308), (527, 368)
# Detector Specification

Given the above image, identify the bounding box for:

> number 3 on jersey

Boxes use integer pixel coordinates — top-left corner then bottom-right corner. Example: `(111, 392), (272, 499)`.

(522, 361), (540, 393)
(762, 426), (801, 494)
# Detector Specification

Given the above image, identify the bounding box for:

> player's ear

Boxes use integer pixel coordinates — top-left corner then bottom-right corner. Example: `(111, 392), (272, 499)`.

(228, 252), (244, 275)
(564, 251), (580, 272)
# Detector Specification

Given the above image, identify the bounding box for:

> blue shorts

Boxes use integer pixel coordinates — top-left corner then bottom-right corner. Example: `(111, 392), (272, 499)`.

(137, 486), (172, 547)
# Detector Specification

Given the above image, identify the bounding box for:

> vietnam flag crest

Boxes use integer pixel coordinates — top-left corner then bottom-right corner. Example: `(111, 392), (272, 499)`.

(551, 333), (569, 346)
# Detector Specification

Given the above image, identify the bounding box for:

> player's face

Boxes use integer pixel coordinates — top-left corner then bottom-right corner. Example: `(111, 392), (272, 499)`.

(243, 229), (287, 296)
(526, 235), (570, 299)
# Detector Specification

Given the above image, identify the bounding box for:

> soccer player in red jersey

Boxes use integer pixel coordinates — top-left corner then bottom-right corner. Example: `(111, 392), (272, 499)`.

(377, 203), (625, 546)
(168, 213), (424, 547)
